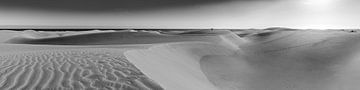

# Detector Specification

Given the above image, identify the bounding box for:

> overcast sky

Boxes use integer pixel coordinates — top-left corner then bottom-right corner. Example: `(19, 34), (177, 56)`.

(0, 0), (359, 29)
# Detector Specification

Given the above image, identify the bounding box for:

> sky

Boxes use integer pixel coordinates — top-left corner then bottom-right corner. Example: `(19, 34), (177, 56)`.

(0, 0), (359, 29)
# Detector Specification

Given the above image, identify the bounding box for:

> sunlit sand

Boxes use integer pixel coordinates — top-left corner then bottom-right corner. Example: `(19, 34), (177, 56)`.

(0, 28), (359, 90)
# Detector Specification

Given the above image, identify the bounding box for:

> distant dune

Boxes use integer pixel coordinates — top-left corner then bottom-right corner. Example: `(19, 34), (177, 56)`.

(1, 29), (360, 90)
(6, 30), (238, 45)
(0, 30), (22, 43)
(18, 30), (117, 39)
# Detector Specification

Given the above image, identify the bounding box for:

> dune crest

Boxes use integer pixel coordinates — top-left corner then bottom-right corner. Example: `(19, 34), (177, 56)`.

(125, 42), (236, 90)
(124, 30), (246, 90)
(5, 30), (246, 46)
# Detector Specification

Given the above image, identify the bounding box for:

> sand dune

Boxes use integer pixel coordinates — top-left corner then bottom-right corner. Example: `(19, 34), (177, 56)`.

(19, 30), (117, 39)
(125, 30), (360, 90)
(6, 30), (239, 45)
(2, 29), (360, 90)
(0, 30), (22, 43)
(125, 42), (237, 90)
(199, 30), (360, 90)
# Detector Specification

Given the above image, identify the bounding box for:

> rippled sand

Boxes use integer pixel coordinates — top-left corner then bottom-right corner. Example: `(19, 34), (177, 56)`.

(0, 48), (162, 90)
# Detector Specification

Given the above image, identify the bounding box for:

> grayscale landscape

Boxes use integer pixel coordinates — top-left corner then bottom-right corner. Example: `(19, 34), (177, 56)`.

(1, 0), (360, 90)
(0, 29), (359, 90)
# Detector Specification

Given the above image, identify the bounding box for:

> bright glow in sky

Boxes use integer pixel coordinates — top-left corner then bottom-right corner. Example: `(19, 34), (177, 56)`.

(0, 0), (359, 29)
(303, 0), (336, 6)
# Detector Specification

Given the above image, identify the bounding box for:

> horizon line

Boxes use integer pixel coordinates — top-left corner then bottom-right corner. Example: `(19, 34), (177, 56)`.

(0, 25), (241, 30)
(0, 25), (359, 30)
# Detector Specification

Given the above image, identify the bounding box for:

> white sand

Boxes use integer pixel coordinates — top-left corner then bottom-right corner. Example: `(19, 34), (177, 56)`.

(1, 29), (360, 90)
(126, 30), (360, 90)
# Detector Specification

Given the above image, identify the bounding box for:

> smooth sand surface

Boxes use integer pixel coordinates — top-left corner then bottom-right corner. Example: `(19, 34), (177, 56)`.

(1, 29), (360, 90)
(201, 30), (360, 90)
(126, 30), (360, 90)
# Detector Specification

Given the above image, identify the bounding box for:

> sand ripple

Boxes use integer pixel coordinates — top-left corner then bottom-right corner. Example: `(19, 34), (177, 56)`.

(0, 49), (163, 90)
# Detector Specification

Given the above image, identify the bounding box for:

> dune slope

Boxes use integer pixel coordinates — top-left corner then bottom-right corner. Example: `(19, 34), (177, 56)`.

(124, 30), (245, 90)
(126, 30), (360, 90)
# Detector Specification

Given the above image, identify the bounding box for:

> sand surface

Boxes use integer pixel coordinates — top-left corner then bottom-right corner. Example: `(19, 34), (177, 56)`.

(1, 29), (360, 90)
(0, 48), (163, 90)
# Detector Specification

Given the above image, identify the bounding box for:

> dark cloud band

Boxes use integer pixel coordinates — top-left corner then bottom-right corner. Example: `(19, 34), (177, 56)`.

(0, 0), (234, 12)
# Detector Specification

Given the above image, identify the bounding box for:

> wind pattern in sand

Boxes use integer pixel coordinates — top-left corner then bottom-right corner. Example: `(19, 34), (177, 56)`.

(0, 49), (163, 90)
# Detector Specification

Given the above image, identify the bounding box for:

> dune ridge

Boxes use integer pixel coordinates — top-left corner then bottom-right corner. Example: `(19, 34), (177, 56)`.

(125, 42), (235, 90)
(5, 30), (244, 46)
(124, 30), (245, 90)
(125, 30), (360, 90)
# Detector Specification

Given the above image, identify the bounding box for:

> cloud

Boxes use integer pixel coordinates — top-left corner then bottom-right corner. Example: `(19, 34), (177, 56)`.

(0, 0), (235, 13)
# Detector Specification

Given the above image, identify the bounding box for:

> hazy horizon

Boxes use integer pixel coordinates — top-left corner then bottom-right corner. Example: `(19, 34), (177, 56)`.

(0, 25), (359, 30)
